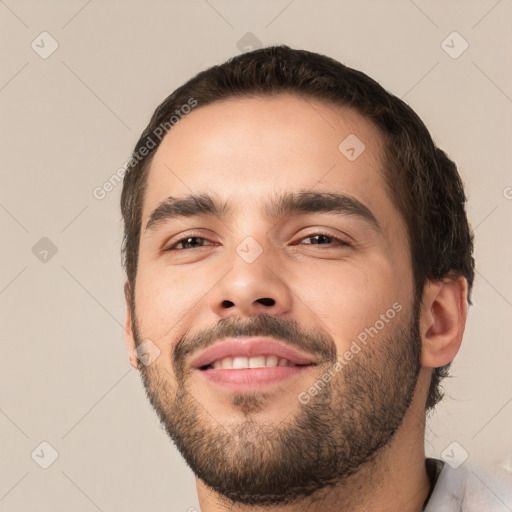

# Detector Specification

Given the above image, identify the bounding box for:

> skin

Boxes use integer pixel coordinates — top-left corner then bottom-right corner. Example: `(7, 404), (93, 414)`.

(124, 94), (468, 511)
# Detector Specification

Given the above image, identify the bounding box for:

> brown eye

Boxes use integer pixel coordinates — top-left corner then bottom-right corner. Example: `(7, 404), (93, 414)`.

(166, 236), (215, 251)
(300, 234), (351, 247)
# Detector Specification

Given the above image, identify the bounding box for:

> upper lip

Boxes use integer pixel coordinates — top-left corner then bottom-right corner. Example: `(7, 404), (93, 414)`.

(190, 337), (317, 369)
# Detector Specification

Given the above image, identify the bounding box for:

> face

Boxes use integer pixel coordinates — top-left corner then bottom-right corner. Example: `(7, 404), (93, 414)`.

(127, 94), (422, 505)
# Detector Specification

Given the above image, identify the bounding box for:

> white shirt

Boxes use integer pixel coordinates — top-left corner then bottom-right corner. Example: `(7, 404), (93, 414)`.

(424, 458), (512, 511)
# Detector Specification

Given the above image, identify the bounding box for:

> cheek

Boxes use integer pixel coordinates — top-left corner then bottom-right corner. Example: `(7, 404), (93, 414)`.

(293, 256), (406, 348)
(134, 267), (204, 343)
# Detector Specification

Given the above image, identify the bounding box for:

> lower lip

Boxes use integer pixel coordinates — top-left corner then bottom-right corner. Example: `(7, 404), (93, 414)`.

(198, 365), (313, 391)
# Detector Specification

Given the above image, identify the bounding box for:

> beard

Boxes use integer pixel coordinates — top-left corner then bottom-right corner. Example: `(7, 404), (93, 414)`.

(132, 301), (422, 506)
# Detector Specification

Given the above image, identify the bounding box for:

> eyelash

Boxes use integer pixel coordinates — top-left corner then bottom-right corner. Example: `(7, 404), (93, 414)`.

(164, 232), (351, 251)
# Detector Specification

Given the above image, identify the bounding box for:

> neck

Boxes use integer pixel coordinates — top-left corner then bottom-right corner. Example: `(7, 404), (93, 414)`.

(196, 369), (432, 512)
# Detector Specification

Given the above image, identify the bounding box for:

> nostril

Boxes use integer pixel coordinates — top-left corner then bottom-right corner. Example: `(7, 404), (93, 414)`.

(258, 298), (275, 306)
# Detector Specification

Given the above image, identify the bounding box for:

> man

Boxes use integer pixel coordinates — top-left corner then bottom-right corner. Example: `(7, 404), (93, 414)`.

(120, 46), (511, 510)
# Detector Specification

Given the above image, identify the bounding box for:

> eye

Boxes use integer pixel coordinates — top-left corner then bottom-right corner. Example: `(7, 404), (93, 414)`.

(163, 232), (350, 251)
(165, 235), (216, 251)
(298, 233), (351, 248)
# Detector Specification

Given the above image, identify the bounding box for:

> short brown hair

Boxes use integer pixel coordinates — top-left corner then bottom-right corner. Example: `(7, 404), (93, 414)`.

(121, 45), (475, 412)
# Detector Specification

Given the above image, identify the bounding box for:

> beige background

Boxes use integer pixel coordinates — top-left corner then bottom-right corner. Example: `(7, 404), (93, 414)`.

(1, 1), (511, 510)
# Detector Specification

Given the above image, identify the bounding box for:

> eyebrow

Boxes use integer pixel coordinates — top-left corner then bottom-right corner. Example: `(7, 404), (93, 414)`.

(144, 191), (381, 233)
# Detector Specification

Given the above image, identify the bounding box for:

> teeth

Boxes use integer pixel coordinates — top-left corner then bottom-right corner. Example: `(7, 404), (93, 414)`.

(209, 356), (296, 369)
(233, 357), (249, 369)
(221, 357), (233, 369)
(266, 355), (278, 367)
(249, 356), (266, 368)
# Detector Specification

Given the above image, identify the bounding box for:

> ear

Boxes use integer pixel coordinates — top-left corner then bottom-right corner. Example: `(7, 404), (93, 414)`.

(124, 281), (141, 370)
(420, 276), (469, 368)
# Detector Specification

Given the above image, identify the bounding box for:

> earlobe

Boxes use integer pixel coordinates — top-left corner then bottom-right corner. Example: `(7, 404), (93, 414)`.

(420, 276), (469, 368)
(124, 281), (141, 370)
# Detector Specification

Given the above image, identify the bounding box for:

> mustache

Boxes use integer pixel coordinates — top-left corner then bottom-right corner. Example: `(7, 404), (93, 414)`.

(173, 313), (337, 376)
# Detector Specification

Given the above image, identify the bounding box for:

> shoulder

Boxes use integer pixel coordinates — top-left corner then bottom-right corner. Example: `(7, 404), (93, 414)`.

(424, 458), (512, 511)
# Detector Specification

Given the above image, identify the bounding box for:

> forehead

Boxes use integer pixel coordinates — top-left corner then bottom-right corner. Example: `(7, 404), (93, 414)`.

(142, 94), (396, 228)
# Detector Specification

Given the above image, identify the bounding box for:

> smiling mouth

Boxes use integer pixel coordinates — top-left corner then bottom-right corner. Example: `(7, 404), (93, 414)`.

(200, 355), (314, 371)
(191, 337), (318, 391)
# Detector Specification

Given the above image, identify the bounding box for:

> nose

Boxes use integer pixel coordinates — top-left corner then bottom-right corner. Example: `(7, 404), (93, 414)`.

(207, 245), (293, 319)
